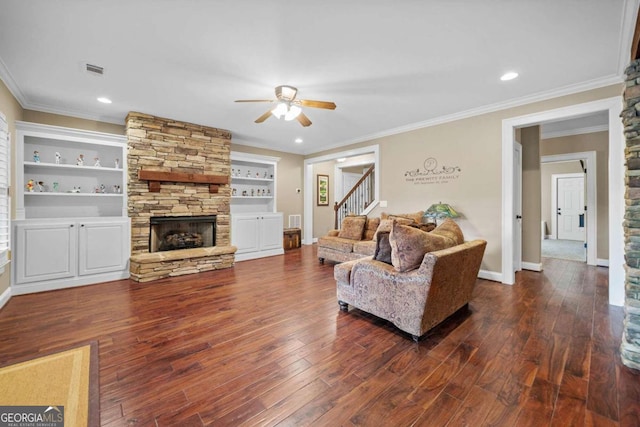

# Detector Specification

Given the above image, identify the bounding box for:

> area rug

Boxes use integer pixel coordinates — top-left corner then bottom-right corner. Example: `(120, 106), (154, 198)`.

(541, 238), (585, 262)
(0, 342), (99, 427)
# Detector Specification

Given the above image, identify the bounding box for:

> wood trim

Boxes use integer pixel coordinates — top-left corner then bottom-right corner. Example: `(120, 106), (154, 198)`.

(633, 7), (640, 60)
(138, 170), (229, 193)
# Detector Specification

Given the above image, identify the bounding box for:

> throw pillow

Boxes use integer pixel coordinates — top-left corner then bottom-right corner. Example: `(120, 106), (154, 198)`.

(431, 218), (464, 245)
(363, 217), (381, 241)
(338, 216), (367, 240)
(389, 221), (454, 272)
(373, 231), (392, 264)
(373, 217), (413, 241)
(381, 211), (425, 224)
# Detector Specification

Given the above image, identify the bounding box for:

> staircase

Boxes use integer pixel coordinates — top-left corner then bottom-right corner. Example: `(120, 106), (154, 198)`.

(334, 165), (375, 229)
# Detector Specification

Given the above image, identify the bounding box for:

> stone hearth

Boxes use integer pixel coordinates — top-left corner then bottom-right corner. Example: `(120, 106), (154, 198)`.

(126, 112), (236, 282)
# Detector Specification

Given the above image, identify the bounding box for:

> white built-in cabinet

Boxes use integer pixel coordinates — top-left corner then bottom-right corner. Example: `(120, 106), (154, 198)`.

(230, 152), (284, 261)
(12, 122), (130, 294)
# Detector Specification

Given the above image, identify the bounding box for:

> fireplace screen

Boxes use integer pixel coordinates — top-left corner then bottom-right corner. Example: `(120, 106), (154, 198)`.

(149, 216), (216, 252)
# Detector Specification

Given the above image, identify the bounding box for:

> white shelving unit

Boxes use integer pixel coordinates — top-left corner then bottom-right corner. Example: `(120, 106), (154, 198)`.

(230, 152), (283, 261)
(13, 122), (130, 294)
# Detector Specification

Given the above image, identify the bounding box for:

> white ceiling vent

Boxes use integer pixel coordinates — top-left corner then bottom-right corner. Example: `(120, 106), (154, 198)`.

(85, 63), (104, 75)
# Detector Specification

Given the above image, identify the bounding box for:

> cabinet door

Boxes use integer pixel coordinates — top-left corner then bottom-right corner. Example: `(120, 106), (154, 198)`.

(232, 215), (261, 254)
(260, 213), (283, 251)
(15, 222), (76, 284)
(78, 220), (128, 276)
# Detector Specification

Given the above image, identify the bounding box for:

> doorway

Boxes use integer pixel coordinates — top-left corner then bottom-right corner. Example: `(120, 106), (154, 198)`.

(502, 96), (624, 306)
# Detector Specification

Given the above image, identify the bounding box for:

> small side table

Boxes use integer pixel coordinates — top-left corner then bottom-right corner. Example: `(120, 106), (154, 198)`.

(283, 228), (301, 250)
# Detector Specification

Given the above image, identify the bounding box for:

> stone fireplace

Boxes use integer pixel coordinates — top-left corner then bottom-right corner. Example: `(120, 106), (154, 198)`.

(126, 112), (236, 282)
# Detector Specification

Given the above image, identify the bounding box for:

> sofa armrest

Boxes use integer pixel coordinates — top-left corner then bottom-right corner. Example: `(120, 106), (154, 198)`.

(327, 229), (339, 237)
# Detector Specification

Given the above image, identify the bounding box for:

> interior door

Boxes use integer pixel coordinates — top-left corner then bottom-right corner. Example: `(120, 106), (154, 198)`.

(342, 172), (362, 199)
(557, 175), (585, 241)
(513, 141), (522, 272)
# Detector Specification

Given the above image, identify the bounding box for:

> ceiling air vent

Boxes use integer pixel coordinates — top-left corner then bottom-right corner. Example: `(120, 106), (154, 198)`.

(85, 63), (104, 75)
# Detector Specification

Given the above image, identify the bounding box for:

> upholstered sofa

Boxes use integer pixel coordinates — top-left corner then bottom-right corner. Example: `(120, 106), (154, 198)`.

(334, 219), (486, 341)
(317, 211), (427, 264)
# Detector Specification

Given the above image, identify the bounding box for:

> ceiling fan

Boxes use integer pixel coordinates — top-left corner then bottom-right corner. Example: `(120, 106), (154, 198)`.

(235, 85), (336, 127)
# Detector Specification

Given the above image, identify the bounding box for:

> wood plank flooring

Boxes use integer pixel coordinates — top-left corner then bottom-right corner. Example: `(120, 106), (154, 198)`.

(0, 246), (639, 426)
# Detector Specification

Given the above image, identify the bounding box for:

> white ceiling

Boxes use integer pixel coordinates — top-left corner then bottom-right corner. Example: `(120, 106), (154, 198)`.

(0, 0), (635, 155)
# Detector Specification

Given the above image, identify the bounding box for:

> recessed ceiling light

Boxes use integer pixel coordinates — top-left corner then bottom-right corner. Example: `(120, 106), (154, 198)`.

(500, 72), (519, 81)
(97, 97), (112, 104)
(294, 138), (303, 143)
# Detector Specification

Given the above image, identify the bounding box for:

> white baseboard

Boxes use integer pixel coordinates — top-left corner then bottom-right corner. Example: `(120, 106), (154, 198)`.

(522, 262), (543, 272)
(478, 269), (502, 282)
(597, 258), (609, 267)
(0, 286), (11, 310)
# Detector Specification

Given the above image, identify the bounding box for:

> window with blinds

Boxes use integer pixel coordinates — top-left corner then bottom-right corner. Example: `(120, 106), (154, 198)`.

(0, 112), (10, 268)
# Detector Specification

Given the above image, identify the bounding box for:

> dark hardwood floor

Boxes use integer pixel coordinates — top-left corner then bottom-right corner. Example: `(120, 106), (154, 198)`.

(1, 246), (639, 426)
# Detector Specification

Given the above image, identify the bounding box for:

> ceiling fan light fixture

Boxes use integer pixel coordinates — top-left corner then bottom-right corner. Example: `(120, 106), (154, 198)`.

(271, 102), (288, 119)
(284, 105), (302, 121)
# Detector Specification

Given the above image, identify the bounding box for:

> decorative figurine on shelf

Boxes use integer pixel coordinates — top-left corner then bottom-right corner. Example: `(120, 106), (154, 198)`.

(114, 158), (119, 169)
(26, 179), (34, 192)
(242, 190), (247, 196)
(55, 152), (61, 164)
(70, 186), (81, 193)
(267, 189), (271, 195)
(53, 182), (59, 192)
(251, 189), (255, 196)
(33, 151), (40, 163)
(232, 188), (237, 196)
(100, 184), (106, 193)
(76, 154), (84, 166)
(246, 170), (251, 177)
(263, 171), (268, 178)
(256, 172), (260, 178)
(94, 157), (101, 167)
(36, 181), (45, 192)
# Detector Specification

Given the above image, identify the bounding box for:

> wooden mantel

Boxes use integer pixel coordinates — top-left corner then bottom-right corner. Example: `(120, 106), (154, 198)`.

(138, 170), (229, 193)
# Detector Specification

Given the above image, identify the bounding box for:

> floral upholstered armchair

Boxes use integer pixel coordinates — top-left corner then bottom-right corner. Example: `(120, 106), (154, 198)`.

(334, 219), (486, 341)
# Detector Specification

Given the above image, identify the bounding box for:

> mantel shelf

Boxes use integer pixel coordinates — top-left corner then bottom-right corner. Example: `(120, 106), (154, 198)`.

(138, 170), (229, 193)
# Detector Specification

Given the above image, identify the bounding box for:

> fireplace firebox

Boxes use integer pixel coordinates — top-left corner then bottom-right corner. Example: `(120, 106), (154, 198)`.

(149, 216), (216, 253)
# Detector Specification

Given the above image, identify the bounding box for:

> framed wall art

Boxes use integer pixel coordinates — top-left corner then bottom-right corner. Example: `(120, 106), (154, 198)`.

(317, 174), (329, 206)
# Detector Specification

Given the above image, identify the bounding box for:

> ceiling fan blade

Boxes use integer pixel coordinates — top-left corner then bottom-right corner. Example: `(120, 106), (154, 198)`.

(296, 99), (337, 110)
(297, 112), (312, 127)
(235, 99), (274, 103)
(255, 109), (273, 123)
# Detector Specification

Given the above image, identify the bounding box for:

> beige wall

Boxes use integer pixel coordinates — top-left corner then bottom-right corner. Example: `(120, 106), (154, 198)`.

(0, 79), (23, 297)
(522, 126), (541, 265)
(540, 161), (582, 237)
(22, 110), (125, 135)
(541, 131), (609, 259)
(307, 84), (622, 273)
(230, 144), (304, 229)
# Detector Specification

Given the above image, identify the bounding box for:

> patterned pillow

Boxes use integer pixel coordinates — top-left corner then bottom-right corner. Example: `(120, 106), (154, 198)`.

(389, 221), (454, 272)
(338, 216), (367, 240)
(431, 218), (464, 245)
(373, 231), (392, 264)
(381, 211), (425, 224)
(373, 217), (413, 241)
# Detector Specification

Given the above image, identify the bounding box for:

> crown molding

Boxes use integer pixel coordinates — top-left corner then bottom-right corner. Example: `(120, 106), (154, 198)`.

(541, 124), (609, 140)
(311, 74), (623, 155)
(618, 0), (640, 74)
(0, 56), (28, 106)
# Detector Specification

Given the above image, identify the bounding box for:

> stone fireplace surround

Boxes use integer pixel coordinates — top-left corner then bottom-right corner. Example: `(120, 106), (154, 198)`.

(126, 112), (236, 282)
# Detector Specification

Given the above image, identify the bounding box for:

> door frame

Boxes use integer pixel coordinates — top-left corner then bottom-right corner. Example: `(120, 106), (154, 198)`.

(542, 151), (596, 265)
(502, 96), (624, 306)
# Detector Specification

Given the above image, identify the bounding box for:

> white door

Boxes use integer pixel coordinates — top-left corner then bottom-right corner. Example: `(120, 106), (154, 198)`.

(260, 213), (284, 251)
(557, 175), (585, 241)
(513, 141), (523, 272)
(231, 215), (261, 254)
(342, 172), (362, 200)
(15, 222), (76, 284)
(78, 220), (129, 276)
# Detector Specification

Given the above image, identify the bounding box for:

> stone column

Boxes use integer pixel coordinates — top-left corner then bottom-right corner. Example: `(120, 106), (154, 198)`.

(622, 58), (640, 370)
